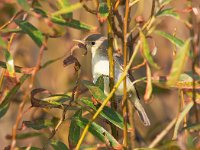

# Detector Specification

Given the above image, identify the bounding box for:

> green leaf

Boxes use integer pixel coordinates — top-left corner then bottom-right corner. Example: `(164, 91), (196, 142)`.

(156, 8), (180, 19)
(95, 75), (104, 91)
(75, 117), (121, 149)
(50, 140), (69, 150)
(3, 49), (15, 77)
(80, 97), (130, 131)
(17, 0), (30, 11)
(173, 101), (193, 139)
(57, 0), (72, 19)
(0, 74), (29, 119)
(68, 110), (81, 148)
(33, 8), (95, 31)
(51, 17), (95, 31)
(144, 64), (152, 101)
(167, 39), (190, 86)
(18, 147), (41, 150)
(98, 2), (109, 22)
(0, 36), (7, 48)
(16, 132), (44, 139)
(154, 30), (184, 47)
(52, 2), (82, 16)
(23, 118), (59, 130)
(140, 31), (160, 69)
(82, 80), (106, 101)
(15, 20), (44, 47)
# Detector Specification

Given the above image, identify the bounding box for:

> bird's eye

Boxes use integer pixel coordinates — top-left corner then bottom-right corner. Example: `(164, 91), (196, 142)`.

(91, 41), (95, 45)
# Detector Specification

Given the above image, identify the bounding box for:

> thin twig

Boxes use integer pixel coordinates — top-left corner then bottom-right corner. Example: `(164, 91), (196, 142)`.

(131, 59), (146, 70)
(148, 118), (176, 148)
(30, 37), (48, 88)
(10, 91), (29, 150)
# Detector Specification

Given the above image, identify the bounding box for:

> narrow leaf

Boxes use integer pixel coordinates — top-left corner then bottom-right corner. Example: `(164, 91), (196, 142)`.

(23, 118), (59, 130)
(156, 8), (180, 19)
(52, 2), (82, 16)
(140, 31), (160, 69)
(0, 36), (7, 48)
(3, 49), (15, 77)
(80, 97), (130, 131)
(144, 64), (152, 101)
(31, 88), (71, 108)
(68, 110), (81, 148)
(0, 74), (29, 118)
(173, 101), (193, 139)
(16, 132), (44, 139)
(75, 117), (122, 149)
(82, 80), (106, 101)
(50, 140), (69, 150)
(57, 0), (72, 19)
(167, 39), (190, 86)
(51, 17), (95, 31)
(155, 30), (184, 47)
(15, 20), (44, 47)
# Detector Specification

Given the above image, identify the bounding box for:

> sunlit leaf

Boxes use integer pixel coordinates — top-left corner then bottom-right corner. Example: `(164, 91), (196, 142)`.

(17, 0), (30, 11)
(82, 80), (106, 101)
(154, 30), (184, 47)
(18, 147), (41, 150)
(3, 49), (15, 77)
(68, 110), (81, 148)
(50, 140), (69, 150)
(31, 88), (71, 108)
(95, 75), (104, 91)
(51, 17), (95, 31)
(0, 74), (29, 119)
(52, 2), (82, 16)
(173, 101), (193, 139)
(16, 132), (44, 139)
(15, 20), (44, 47)
(144, 64), (152, 101)
(156, 8), (180, 19)
(80, 97), (130, 131)
(140, 31), (160, 69)
(97, 2), (109, 23)
(0, 36), (7, 48)
(23, 118), (59, 130)
(33, 8), (95, 31)
(57, 0), (72, 19)
(167, 39), (190, 86)
(75, 117), (122, 149)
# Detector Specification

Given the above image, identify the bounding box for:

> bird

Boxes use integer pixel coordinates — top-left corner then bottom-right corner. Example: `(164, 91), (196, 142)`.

(67, 33), (150, 126)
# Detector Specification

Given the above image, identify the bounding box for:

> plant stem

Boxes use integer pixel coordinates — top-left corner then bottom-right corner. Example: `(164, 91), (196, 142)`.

(107, 0), (118, 139)
(122, 0), (130, 148)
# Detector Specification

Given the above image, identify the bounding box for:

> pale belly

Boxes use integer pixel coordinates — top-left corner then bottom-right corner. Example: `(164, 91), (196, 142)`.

(92, 58), (133, 96)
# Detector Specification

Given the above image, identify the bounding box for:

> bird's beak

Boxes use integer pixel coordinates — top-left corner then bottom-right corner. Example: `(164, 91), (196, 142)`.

(72, 39), (87, 55)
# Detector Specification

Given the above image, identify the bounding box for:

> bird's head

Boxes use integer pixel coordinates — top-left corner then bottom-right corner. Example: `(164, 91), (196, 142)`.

(72, 34), (108, 55)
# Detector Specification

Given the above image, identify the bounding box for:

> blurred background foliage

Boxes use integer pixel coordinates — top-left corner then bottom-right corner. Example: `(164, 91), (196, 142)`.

(0, 0), (200, 149)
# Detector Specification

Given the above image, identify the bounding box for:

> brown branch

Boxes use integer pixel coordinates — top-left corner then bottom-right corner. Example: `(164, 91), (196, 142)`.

(30, 37), (48, 88)
(10, 91), (29, 150)
(80, 0), (97, 15)
(131, 60), (146, 70)
(122, 0), (130, 148)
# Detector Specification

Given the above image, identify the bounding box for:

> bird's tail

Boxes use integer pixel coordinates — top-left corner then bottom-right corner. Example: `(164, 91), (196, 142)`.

(129, 93), (150, 126)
